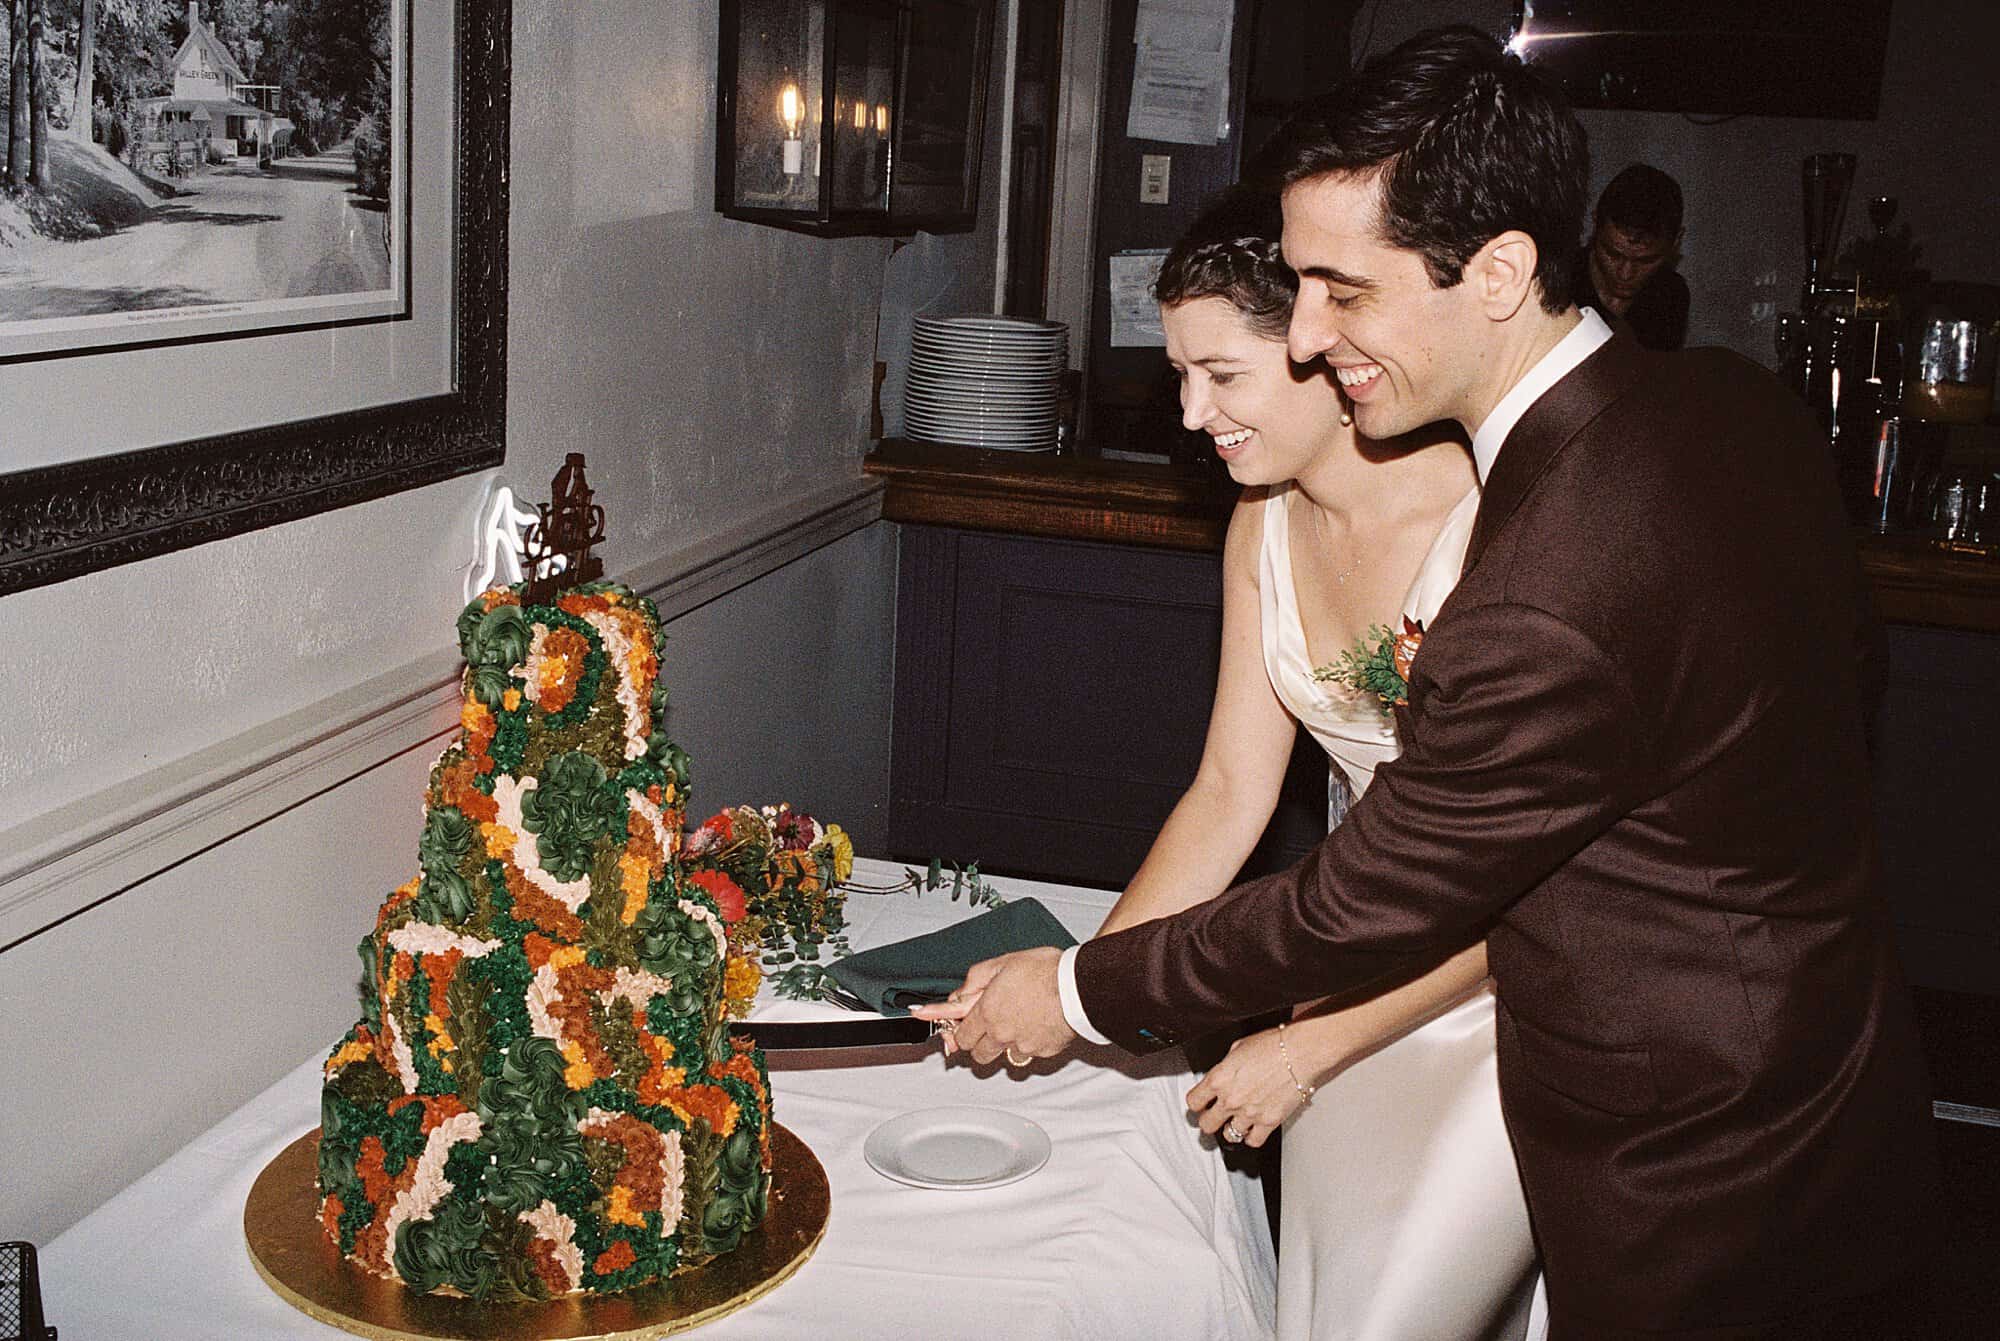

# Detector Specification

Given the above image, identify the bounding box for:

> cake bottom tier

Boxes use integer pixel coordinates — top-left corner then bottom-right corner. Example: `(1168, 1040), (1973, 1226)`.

(246, 1124), (827, 1340)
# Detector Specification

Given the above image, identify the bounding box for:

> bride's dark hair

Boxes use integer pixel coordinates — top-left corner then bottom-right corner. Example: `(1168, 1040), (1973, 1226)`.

(1152, 187), (1295, 341)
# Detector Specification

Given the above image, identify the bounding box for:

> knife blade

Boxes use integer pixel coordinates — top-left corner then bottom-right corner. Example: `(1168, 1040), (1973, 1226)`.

(736, 1016), (938, 1050)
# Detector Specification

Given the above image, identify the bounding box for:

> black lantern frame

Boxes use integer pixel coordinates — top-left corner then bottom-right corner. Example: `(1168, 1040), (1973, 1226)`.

(717, 0), (994, 237)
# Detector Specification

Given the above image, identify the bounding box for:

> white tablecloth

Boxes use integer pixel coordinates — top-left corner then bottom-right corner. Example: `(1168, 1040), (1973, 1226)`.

(41, 859), (1276, 1340)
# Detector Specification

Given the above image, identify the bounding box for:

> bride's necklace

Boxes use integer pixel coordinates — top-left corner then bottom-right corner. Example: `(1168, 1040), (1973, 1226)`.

(1308, 499), (1363, 586)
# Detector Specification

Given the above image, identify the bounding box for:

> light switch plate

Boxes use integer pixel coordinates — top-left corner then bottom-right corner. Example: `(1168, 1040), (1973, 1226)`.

(1141, 154), (1171, 205)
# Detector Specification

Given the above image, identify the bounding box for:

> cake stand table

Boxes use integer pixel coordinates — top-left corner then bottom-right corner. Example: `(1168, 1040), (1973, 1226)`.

(40, 859), (1275, 1341)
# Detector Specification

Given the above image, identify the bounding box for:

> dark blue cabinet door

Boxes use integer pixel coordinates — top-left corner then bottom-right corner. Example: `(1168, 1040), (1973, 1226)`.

(890, 524), (1327, 887)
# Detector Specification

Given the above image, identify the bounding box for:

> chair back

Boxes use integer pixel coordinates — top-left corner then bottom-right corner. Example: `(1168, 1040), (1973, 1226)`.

(0, 1242), (55, 1341)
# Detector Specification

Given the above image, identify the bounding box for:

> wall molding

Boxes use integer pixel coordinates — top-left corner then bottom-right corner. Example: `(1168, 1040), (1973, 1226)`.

(0, 477), (885, 954)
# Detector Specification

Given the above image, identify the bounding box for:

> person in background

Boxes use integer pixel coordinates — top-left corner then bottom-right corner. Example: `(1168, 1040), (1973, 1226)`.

(1578, 163), (1689, 350)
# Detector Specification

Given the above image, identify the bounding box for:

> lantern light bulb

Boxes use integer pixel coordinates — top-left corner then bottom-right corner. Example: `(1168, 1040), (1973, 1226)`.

(777, 83), (804, 137)
(875, 104), (890, 135)
(854, 100), (869, 130)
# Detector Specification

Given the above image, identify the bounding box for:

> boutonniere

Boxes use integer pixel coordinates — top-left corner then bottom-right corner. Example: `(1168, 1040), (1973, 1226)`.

(1312, 616), (1425, 713)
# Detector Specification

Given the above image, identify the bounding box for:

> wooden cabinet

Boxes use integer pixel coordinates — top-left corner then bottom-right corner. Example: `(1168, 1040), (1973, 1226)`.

(888, 524), (1327, 887)
(1873, 624), (2000, 997)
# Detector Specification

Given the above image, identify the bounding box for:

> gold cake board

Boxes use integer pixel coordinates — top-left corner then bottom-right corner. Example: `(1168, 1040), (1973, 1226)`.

(245, 1125), (828, 1340)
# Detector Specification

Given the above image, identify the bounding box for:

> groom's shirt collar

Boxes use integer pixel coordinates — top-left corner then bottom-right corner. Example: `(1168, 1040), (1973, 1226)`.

(1470, 307), (1613, 482)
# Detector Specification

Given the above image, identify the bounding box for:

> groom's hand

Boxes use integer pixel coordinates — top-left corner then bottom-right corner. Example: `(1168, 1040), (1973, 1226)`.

(911, 947), (1075, 1065)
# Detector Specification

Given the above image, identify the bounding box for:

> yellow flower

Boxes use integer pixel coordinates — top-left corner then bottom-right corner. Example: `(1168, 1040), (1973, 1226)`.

(724, 955), (763, 1016)
(618, 851), (650, 926)
(326, 1039), (372, 1076)
(825, 824), (855, 882)
(561, 1040), (596, 1090)
(548, 944), (586, 972)
(607, 1185), (644, 1228)
(424, 1014), (455, 1055)
(480, 822), (515, 858)
(502, 687), (522, 712)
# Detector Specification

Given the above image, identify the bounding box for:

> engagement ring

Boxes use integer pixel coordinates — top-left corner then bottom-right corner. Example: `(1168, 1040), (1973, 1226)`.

(1221, 1121), (1245, 1144)
(1005, 1046), (1032, 1067)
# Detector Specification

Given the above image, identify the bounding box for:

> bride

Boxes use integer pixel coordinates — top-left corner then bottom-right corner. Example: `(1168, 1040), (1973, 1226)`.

(1099, 189), (1540, 1341)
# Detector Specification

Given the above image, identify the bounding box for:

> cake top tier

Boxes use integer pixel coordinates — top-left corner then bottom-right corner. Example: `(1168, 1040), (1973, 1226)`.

(454, 581), (683, 785)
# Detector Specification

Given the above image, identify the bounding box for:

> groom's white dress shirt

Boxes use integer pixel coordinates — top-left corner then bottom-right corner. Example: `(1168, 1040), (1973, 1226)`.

(1054, 307), (1615, 1046)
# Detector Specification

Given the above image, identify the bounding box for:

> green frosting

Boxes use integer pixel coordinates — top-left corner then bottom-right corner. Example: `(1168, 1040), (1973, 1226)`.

(701, 1125), (768, 1256)
(413, 867), (474, 924)
(356, 934), (382, 1027)
(420, 807), (475, 876)
(395, 1194), (495, 1297)
(475, 1038), (588, 1215)
(463, 604), (532, 709)
(633, 890), (719, 1019)
(521, 751), (623, 882)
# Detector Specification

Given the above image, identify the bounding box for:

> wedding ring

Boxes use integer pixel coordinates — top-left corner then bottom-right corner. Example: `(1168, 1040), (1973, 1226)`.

(1005, 1046), (1031, 1067)
(1221, 1121), (1245, 1144)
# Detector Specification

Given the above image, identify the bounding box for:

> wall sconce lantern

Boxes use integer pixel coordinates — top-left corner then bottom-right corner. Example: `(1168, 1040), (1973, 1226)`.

(717, 0), (994, 237)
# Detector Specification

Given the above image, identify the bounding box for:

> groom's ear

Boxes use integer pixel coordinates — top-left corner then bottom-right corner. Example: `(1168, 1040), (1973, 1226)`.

(1468, 230), (1539, 322)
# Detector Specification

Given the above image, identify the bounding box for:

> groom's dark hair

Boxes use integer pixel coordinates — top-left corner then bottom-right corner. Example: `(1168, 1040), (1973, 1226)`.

(1256, 25), (1587, 314)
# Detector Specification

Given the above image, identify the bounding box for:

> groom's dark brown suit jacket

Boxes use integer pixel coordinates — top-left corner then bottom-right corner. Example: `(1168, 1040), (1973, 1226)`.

(1075, 330), (1938, 1334)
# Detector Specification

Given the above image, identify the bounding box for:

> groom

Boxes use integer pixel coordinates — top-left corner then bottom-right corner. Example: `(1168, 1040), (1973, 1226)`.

(919, 25), (1938, 1340)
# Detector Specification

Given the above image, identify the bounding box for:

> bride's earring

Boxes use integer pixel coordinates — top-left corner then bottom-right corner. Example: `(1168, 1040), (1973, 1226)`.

(1336, 389), (1354, 428)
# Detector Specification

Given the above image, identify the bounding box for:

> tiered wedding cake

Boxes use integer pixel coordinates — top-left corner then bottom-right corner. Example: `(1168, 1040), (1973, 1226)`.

(315, 581), (845, 1299)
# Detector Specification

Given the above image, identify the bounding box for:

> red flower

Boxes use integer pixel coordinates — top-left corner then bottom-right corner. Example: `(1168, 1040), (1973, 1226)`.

(771, 806), (816, 851)
(1391, 616), (1426, 686)
(685, 811), (734, 856)
(687, 869), (747, 924)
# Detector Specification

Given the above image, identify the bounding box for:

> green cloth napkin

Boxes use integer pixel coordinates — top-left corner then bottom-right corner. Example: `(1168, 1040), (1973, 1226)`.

(826, 899), (1078, 1016)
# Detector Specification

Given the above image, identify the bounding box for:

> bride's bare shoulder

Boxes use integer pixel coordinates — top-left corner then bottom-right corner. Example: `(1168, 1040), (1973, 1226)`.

(1223, 486), (1273, 581)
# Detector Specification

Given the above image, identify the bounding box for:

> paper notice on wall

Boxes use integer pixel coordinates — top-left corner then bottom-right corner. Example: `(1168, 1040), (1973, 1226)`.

(1127, 45), (1230, 145)
(1110, 250), (1171, 347)
(1129, 0), (1233, 145)
(1135, 0), (1233, 55)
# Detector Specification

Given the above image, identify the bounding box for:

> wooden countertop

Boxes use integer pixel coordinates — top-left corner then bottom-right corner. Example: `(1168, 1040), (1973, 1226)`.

(864, 438), (1234, 551)
(1855, 533), (2000, 634)
(865, 440), (2000, 634)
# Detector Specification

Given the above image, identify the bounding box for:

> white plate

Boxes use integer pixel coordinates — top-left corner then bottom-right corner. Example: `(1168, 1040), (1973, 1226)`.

(911, 328), (1067, 348)
(906, 371), (1060, 392)
(903, 417), (1059, 440)
(910, 346), (1066, 368)
(908, 336), (1064, 356)
(862, 1107), (1052, 1189)
(914, 315), (1067, 335)
(905, 392), (1060, 410)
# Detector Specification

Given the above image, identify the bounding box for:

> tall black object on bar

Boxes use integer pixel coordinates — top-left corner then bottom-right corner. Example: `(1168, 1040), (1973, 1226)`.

(0, 1242), (57, 1341)
(1801, 153), (1857, 314)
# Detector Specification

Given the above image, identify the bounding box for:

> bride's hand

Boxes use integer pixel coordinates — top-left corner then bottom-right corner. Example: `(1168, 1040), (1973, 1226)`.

(1185, 1027), (1310, 1149)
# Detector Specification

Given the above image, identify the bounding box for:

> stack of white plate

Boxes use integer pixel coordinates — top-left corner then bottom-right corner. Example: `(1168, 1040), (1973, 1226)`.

(904, 315), (1068, 451)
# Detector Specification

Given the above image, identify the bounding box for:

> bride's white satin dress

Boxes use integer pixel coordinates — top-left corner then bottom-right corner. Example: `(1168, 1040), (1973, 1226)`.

(1258, 485), (1544, 1341)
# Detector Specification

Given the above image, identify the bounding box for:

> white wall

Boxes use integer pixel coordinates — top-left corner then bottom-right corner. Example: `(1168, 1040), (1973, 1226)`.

(0, 0), (997, 1243)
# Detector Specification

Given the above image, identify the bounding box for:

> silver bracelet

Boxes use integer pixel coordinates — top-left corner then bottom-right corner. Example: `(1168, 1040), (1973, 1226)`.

(1277, 1021), (1317, 1102)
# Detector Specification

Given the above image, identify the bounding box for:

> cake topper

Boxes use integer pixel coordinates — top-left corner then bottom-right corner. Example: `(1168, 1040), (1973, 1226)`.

(521, 452), (606, 604)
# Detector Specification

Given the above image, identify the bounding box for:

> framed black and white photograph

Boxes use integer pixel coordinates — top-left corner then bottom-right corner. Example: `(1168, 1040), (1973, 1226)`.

(0, 0), (410, 362)
(0, 0), (508, 597)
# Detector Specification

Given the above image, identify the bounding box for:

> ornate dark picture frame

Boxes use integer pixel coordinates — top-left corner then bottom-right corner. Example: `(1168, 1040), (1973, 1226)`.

(0, 0), (511, 599)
